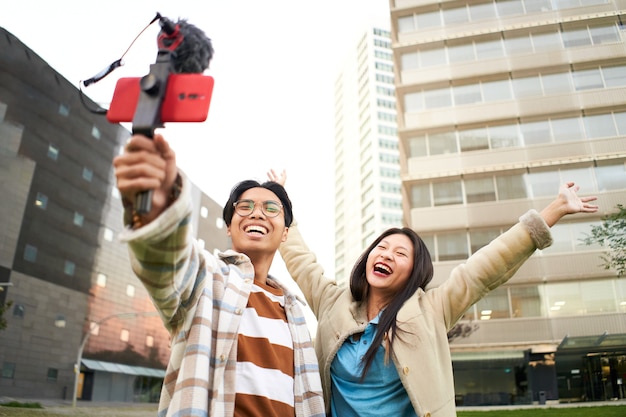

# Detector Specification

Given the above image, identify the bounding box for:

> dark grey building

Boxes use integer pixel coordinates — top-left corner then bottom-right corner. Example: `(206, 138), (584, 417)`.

(0, 27), (230, 402)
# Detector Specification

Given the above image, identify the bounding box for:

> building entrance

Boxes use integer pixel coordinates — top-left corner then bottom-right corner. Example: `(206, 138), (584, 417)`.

(556, 333), (626, 403)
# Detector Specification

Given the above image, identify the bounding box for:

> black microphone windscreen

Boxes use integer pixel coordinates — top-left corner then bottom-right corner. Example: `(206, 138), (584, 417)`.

(173, 19), (214, 73)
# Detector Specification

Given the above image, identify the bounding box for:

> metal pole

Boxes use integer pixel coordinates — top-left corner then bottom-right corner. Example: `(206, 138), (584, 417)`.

(71, 329), (92, 407)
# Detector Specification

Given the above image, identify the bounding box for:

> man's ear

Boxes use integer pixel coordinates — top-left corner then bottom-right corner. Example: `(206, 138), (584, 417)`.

(281, 227), (289, 243)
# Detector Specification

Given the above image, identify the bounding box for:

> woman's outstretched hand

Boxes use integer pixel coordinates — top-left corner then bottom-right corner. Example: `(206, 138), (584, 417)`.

(268, 169), (287, 187)
(541, 182), (599, 227)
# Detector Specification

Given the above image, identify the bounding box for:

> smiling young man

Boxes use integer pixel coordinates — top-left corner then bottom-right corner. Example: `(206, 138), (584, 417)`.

(113, 134), (324, 417)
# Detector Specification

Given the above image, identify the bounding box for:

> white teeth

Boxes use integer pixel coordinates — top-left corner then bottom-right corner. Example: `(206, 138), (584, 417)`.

(245, 225), (267, 235)
(375, 263), (392, 274)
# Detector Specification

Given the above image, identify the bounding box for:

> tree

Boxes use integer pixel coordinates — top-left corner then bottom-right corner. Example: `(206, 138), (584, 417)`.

(581, 204), (626, 277)
(447, 322), (478, 342)
(0, 300), (13, 331)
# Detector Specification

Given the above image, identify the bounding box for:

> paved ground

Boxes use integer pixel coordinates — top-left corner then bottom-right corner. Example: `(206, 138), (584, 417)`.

(1, 397), (624, 416)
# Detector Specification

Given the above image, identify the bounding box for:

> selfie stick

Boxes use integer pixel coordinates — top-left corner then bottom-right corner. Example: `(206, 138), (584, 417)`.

(133, 13), (213, 215)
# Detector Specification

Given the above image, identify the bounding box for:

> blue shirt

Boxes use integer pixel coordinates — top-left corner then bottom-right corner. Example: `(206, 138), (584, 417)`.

(330, 313), (417, 417)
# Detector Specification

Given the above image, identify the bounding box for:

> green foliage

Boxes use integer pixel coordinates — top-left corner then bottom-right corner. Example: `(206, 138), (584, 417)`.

(0, 299), (13, 331)
(447, 322), (478, 342)
(581, 204), (626, 277)
(0, 401), (43, 408)
(458, 405), (625, 417)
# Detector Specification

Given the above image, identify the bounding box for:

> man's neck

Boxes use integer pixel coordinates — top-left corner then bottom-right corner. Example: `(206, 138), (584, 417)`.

(248, 252), (274, 285)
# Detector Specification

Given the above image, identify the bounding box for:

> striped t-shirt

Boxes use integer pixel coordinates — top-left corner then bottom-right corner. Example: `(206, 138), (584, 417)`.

(235, 280), (295, 417)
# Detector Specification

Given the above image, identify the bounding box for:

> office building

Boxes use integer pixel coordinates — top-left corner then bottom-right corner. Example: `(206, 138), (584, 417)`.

(389, 0), (626, 405)
(0, 27), (230, 402)
(334, 25), (404, 284)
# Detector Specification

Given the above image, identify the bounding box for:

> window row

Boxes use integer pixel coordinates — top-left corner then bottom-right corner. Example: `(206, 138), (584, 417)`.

(408, 111), (626, 157)
(23, 244), (78, 276)
(398, 0), (609, 33)
(404, 64), (626, 112)
(47, 144), (95, 181)
(379, 138), (398, 150)
(410, 163), (626, 210)
(401, 22), (619, 70)
(422, 218), (600, 263)
(35, 192), (87, 228)
(87, 321), (154, 346)
(460, 277), (626, 322)
(1, 362), (59, 381)
(53, 103), (102, 140)
(381, 212), (403, 226)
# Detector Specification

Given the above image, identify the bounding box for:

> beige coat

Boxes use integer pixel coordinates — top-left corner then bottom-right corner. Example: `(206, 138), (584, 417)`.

(280, 210), (552, 417)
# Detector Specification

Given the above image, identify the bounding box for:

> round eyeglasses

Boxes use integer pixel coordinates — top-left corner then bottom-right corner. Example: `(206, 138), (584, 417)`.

(233, 199), (283, 218)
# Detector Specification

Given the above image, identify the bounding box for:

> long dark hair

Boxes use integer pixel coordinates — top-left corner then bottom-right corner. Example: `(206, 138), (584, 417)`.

(350, 227), (433, 378)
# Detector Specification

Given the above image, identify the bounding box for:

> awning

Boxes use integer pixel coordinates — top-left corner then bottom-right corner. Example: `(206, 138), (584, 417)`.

(557, 332), (626, 351)
(81, 359), (165, 378)
(451, 350), (525, 361)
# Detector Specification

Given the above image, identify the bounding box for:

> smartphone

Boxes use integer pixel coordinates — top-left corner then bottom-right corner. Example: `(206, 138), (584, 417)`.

(106, 74), (214, 123)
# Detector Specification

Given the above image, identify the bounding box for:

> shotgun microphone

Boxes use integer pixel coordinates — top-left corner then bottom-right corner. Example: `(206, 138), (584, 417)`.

(132, 13), (214, 215)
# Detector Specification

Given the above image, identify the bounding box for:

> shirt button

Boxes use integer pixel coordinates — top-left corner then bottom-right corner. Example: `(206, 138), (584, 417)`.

(363, 340), (367, 345)
(235, 308), (242, 315)
(403, 367), (409, 375)
(219, 354), (226, 362)
(424, 413), (431, 417)
(244, 279), (252, 284)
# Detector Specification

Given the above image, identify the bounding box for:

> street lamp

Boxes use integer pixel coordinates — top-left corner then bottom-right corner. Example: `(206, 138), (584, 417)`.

(72, 311), (159, 407)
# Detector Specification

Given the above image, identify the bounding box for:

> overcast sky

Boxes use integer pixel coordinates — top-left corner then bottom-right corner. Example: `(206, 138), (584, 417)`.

(2, 1), (391, 307)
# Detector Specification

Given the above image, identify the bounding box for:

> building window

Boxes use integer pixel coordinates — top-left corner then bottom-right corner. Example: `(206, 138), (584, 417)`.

(146, 335), (154, 347)
(90, 321), (100, 336)
(2, 362), (16, 379)
(96, 273), (107, 288)
(111, 187), (121, 199)
(54, 314), (66, 328)
(47, 368), (58, 381)
(465, 177), (496, 203)
(91, 126), (101, 140)
(437, 231), (468, 261)
(584, 113), (617, 139)
(476, 287), (509, 320)
(103, 228), (114, 242)
(47, 144), (59, 160)
(596, 163), (626, 191)
(410, 183), (431, 208)
(216, 218), (224, 229)
(82, 167), (93, 182)
(429, 132), (458, 155)
(35, 193), (48, 209)
(509, 286), (542, 318)
(58, 103), (70, 116)
(198, 239), (206, 249)
(496, 175), (527, 200)
(64, 260), (75, 276)
(13, 304), (25, 318)
(120, 329), (130, 342)
(126, 284), (135, 297)
(433, 181), (463, 206)
(200, 207), (208, 218)
(469, 228), (500, 254)
(73, 212), (84, 227)
(24, 244), (37, 262)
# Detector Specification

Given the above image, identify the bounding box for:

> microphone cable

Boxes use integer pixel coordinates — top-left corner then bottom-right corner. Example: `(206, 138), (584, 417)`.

(79, 13), (162, 115)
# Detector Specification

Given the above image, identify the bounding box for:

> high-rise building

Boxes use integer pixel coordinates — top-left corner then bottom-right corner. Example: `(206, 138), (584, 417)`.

(389, 0), (626, 405)
(334, 26), (404, 285)
(0, 27), (230, 402)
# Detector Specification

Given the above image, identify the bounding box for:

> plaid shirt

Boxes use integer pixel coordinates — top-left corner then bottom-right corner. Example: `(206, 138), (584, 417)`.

(120, 174), (324, 417)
